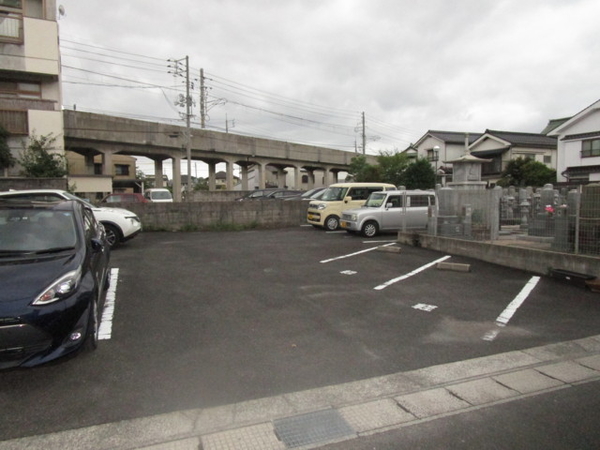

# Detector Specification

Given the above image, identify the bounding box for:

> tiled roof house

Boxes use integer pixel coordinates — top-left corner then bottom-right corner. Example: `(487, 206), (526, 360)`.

(469, 130), (557, 184)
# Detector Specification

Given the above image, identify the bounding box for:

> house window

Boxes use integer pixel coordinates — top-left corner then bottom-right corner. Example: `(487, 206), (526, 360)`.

(426, 148), (439, 162)
(0, 0), (22, 7)
(543, 155), (552, 164)
(0, 80), (41, 99)
(115, 164), (130, 176)
(24, 0), (43, 19)
(0, 0), (23, 43)
(582, 139), (600, 158)
(0, 110), (28, 134)
(482, 156), (502, 175)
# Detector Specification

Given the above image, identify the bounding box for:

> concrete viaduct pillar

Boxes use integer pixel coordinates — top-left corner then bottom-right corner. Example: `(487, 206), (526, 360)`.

(153, 159), (165, 188)
(292, 166), (301, 189)
(101, 150), (115, 177)
(306, 169), (315, 189)
(276, 167), (286, 188)
(225, 158), (236, 190)
(208, 162), (216, 191)
(257, 162), (267, 189)
(240, 165), (249, 190)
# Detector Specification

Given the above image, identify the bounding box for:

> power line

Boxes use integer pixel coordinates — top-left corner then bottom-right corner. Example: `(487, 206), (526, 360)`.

(59, 38), (419, 150)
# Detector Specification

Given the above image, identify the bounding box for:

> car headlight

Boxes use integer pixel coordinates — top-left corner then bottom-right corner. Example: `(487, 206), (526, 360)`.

(348, 213), (357, 221)
(316, 203), (326, 210)
(33, 267), (82, 305)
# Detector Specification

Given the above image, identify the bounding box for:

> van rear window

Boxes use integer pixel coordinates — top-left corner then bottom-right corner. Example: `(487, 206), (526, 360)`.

(409, 195), (432, 207)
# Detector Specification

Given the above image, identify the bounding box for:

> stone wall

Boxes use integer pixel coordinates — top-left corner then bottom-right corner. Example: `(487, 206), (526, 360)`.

(123, 200), (308, 231)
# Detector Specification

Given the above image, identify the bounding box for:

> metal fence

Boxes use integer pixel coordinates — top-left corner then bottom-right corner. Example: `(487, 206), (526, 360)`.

(431, 183), (600, 257)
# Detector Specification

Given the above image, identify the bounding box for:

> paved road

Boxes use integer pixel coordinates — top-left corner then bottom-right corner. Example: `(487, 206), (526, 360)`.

(320, 380), (600, 450)
(1, 227), (599, 445)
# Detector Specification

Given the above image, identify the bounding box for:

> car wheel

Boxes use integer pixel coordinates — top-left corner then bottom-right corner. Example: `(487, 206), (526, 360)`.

(324, 215), (340, 231)
(362, 221), (379, 238)
(103, 223), (121, 248)
(84, 297), (100, 351)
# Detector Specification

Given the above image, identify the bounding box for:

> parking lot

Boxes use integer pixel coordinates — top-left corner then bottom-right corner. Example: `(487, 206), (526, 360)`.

(1, 226), (600, 442)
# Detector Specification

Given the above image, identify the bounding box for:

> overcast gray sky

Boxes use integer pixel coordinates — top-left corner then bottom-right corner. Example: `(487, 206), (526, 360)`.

(57, 0), (600, 175)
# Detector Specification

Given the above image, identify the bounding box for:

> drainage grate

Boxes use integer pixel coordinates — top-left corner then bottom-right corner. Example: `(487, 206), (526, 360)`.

(273, 409), (355, 448)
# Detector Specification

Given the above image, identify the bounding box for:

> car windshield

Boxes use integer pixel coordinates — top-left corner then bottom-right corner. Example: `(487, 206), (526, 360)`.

(320, 187), (349, 201)
(152, 191), (172, 200)
(364, 193), (386, 207)
(61, 191), (96, 209)
(300, 188), (322, 199)
(0, 208), (77, 253)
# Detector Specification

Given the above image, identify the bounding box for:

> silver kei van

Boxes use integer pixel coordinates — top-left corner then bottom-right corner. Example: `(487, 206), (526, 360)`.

(307, 182), (396, 231)
(339, 189), (436, 237)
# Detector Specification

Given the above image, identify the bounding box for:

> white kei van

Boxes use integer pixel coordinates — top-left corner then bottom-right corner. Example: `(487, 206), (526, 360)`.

(339, 189), (436, 237)
(306, 182), (396, 230)
(144, 188), (173, 203)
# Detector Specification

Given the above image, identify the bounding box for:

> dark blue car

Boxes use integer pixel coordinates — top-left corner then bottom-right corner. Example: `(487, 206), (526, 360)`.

(0, 199), (111, 369)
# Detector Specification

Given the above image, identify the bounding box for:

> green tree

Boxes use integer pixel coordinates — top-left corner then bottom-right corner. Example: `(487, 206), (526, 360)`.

(497, 157), (556, 187)
(19, 133), (67, 178)
(348, 155), (380, 182)
(0, 125), (15, 172)
(194, 177), (209, 191)
(376, 151), (410, 186)
(400, 157), (436, 189)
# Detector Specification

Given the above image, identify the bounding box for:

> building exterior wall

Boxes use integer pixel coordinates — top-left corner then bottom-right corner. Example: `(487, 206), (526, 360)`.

(0, 0), (63, 177)
(414, 136), (468, 169)
(552, 105), (600, 183)
(67, 175), (113, 197)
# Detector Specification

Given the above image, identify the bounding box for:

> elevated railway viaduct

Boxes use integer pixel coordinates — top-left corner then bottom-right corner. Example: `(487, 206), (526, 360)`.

(63, 110), (374, 201)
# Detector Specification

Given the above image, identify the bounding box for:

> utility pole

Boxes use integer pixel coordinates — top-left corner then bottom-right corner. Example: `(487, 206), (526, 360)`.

(362, 111), (366, 155)
(169, 56), (193, 201)
(200, 68), (206, 128)
(185, 56), (191, 201)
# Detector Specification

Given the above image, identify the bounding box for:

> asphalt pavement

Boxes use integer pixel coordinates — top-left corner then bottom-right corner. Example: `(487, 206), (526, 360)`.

(1, 227), (599, 449)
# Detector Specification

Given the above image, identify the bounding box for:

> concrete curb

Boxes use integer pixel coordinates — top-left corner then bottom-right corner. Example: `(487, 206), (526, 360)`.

(2, 335), (600, 450)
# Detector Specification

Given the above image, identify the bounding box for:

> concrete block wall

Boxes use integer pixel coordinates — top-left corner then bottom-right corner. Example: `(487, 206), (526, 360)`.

(398, 232), (600, 278)
(190, 191), (246, 202)
(0, 178), (67, 192)
(124, 200), (308, 231)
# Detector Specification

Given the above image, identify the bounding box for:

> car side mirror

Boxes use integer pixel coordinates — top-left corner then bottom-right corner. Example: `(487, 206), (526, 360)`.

(386, 203), (393, 209)
(91, 238), (105, 252)
(344, 196), (352, 203)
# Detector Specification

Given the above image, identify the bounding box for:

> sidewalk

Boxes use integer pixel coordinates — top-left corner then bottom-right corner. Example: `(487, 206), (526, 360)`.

(2, 335), (600, 450)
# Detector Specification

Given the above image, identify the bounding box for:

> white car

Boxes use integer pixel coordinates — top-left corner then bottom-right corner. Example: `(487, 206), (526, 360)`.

(0, 189), (142, 248)
(144, 188), (173, 202)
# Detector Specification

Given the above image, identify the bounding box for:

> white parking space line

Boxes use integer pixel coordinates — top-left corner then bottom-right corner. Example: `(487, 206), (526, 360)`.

(340, 270), (358, 275)
(98, 267), (119, 340)
(495, 276), (540, 326)
(413, 303), (438, 312)
(320, 243), (395, 264)
(374, 255), (452, 290)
